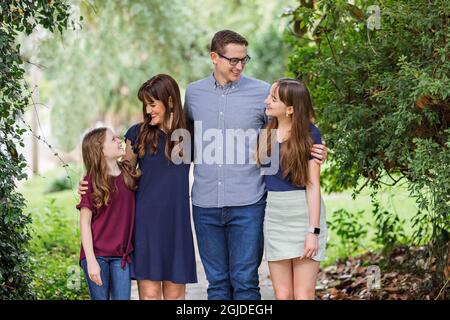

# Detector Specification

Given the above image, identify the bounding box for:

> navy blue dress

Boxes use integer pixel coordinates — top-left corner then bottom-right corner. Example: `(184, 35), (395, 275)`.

(125, 124), (197, 284)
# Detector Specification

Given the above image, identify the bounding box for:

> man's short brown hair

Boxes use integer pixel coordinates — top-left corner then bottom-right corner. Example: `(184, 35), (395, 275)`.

(210, 30), (248, 54)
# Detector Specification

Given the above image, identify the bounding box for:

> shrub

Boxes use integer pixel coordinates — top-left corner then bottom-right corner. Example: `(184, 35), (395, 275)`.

(0, 1), (72, 298)
(29, 198), (89, 300)
(328, 208), (369, 254)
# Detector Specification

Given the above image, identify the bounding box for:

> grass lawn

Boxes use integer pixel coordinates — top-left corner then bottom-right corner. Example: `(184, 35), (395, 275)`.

(322, 184), (418, 264)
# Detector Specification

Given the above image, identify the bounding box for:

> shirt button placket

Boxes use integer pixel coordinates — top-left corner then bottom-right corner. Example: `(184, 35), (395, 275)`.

(218, 89), (226, 207)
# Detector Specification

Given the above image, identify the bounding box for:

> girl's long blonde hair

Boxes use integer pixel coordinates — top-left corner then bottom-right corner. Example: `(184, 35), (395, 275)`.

(81, 127), (140, 208)
(257, 78), (316, 187)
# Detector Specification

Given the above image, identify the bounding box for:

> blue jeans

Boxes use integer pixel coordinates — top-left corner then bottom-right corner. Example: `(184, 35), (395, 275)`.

(193, 194), (266, 300)
(80, 257), (131, 300)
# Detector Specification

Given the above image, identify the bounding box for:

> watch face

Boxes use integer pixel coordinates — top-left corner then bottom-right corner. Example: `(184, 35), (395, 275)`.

(314, 228), (320, 234)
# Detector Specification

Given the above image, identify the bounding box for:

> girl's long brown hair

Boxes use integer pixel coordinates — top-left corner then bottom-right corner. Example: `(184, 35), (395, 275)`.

(136, 74), (186, 160)
(81, 127), (140, 208)
(258, 79), (316, 187)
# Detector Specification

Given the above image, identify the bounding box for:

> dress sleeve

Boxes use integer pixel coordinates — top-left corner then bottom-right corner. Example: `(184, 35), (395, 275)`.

(309, 124), (322, 160)
(124, 123), (141, 154)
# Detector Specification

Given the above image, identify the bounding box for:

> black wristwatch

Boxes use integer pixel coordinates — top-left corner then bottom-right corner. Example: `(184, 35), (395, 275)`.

(308, 227), (321, 235)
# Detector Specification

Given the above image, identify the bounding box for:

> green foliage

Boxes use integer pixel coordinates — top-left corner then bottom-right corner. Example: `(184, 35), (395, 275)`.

(284, 0), (449, 282)
(45, 175), (73, 193)
(328, 208), (369, 253)
(0, 0), (72, 299)
(29, 199), (88, 299)
(39, 0), (294, 151)
(371, 193), (407, 253)
(244, 24), (292, 83)
(45, 169), (80, 194)
(39, 0), (209, 150)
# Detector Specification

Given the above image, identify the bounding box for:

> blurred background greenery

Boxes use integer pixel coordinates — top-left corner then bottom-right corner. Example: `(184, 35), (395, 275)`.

(37, 0), (294, 151)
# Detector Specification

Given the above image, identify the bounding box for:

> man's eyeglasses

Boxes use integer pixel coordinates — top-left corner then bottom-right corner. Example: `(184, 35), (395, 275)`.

(216, 52), (251, 66)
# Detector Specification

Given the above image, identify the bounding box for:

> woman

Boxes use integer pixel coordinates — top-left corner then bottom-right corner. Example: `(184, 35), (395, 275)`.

(124, 74), (197, 299)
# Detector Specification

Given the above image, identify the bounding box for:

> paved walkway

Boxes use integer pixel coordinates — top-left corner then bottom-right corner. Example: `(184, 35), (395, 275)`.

(131, 230), (275, 300)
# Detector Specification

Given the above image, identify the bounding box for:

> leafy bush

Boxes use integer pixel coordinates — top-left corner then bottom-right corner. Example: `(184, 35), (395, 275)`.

(0, 0), (71, 299)
(45, 170), (81, 194)
(328, 208), (369, 254)
(371, 195), (407, 253)
(29, 198), (88, 300)
(45, 176), (73, 194)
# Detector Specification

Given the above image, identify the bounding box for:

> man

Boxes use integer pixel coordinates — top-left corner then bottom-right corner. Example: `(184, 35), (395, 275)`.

(184, 30), (327, 300)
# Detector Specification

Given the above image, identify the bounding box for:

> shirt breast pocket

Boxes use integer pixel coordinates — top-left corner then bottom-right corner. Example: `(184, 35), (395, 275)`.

(229, 104), (265, 130)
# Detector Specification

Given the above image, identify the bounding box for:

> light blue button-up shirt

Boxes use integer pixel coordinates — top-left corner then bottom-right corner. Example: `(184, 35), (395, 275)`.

(184, 73), (270, 208)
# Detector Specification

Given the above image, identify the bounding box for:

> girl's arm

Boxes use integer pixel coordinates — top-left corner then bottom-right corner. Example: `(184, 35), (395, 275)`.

(304, 160), (321, 259)
(80, 207), (102, 286)
(123, 140), (138, 168)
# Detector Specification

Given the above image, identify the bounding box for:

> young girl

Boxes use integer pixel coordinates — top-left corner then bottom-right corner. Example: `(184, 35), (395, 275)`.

(258, 78), (327, 300)
(77, 127), (140, 300)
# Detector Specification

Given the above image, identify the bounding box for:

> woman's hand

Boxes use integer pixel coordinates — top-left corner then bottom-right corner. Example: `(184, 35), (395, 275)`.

(78, 180), (88, 196)
(87, 259), (102, 286)
(303, 233), (319, 260)
(311, 141), (328, 165)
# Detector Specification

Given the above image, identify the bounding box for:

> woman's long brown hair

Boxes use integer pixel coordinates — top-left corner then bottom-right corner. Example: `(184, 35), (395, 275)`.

(81, 127), (140, 208)
(258, 79), (316, 187)
(136, 74), (186, 160)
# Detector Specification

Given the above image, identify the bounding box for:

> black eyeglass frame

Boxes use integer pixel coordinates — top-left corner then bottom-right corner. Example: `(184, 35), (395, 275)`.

(216, 52), (251, 66)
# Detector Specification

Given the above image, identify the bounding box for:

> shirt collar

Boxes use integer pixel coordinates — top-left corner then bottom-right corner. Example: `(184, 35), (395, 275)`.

(209, 72), (242, 90)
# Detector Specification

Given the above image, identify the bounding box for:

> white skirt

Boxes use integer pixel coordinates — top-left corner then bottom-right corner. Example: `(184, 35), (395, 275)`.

(264, 190), (327, 262)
